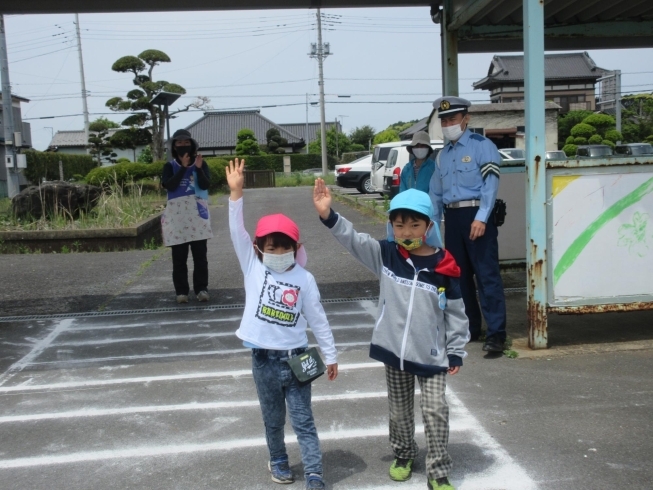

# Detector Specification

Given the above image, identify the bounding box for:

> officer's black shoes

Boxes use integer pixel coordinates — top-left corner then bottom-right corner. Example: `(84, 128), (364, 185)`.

(482, 337), (505, 353)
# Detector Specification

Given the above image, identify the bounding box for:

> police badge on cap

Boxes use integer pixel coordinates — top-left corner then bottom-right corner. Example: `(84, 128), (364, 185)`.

(433, 96), (472, 118)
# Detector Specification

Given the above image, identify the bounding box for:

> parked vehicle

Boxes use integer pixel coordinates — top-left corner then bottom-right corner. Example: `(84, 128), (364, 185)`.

(301, 168), (324, 176)
(546, 150), (567, 160)
(502, 148), (525, 159)
(370, 141), (410, 194)
(576, 145), (613, 158)
(615, 143), (653, 156)
(335, 155), (373, 194)
(382, 143), (444, 198)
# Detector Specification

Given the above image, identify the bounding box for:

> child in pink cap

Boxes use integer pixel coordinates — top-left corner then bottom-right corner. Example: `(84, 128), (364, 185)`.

(226, 158), (338, 490)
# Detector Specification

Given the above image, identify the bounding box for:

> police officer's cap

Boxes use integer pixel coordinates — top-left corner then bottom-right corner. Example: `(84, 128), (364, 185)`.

(433, 96), (471, 118)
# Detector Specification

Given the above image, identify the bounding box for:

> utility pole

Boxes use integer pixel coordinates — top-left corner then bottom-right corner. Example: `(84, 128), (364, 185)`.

(309, 9), (331, 176)
(74, 14), (90, 151)
(615, 69), (622, 144)
(334, 117), (338, 160)
(0, 14), (20, 198)
(305, 93), (309, 154)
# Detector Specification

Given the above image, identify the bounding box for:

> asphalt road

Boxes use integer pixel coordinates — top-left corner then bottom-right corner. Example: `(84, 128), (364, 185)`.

(1, 186), (652, 489)
(0, 303), (652, 490)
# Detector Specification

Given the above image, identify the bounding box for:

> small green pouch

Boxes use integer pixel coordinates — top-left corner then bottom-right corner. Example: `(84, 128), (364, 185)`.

(287, 347), (326, 385)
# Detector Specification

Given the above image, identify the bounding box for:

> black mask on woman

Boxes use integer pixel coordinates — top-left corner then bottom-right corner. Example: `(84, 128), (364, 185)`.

(175, 147), (191, 158)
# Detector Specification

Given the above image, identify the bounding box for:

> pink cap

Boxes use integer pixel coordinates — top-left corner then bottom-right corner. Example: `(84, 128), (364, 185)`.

(254, 214), (307, 267)
(255, 214), (300, 242)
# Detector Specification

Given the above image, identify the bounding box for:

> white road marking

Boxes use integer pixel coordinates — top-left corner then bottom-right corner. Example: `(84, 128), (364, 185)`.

(66, 316), (244, 331)
(26, 341), (371, 366)
(0, 361), (383, 393)
(0, 390), (395, 423)
(51, 324), (373, 347)
(0, 319), (72, 388)
(0, 390), (538, 490)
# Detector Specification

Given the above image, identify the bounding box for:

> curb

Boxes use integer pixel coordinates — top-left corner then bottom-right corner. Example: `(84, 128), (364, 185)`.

(511, 338), (653, 359)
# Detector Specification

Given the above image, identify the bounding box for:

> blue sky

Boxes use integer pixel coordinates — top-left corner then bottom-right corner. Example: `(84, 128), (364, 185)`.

(4, 7), (652, 150)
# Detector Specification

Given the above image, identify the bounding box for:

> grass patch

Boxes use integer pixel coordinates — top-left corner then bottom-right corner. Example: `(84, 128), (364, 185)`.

(503, 349), (519, 359)
(0, 178), (164, 232)
(275, 172), (335, 188)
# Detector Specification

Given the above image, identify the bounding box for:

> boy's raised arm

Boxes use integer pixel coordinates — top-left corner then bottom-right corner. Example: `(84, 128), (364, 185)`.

(226, 158), (255, 273)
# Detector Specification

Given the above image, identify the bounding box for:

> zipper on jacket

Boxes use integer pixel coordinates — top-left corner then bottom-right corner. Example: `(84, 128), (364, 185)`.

(399, 260), (429, 371)
(374, 302), (385, 331)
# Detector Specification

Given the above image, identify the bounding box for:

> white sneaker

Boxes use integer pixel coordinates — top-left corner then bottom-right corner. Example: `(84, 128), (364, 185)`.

(176, 294), (189, 304)
(197, 291), (210, 302)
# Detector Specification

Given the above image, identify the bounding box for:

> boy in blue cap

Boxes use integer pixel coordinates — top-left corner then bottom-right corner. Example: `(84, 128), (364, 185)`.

(313, 180), (469, 490)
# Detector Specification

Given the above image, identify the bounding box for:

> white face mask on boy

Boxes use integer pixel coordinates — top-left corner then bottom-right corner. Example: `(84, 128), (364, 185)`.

(262, 250), (295, 273)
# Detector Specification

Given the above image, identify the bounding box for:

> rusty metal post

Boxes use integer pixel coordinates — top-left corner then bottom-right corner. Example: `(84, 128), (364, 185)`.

(523, 0), (548, 349)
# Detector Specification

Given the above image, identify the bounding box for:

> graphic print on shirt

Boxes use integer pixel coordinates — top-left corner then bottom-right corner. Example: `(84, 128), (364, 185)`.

(255, 271), (301, 327)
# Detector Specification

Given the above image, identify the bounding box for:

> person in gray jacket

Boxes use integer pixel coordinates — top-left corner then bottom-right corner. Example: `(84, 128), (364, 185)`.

(313, 181), (469, 490)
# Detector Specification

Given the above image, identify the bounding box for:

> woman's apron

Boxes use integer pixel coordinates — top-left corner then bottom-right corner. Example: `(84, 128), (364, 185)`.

(161, 161), (214, 246)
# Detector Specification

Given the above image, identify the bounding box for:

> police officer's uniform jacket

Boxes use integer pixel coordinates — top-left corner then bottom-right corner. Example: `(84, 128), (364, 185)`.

(429, 129), (501, 224)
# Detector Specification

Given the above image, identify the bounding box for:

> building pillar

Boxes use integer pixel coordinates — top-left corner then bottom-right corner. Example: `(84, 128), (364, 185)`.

(441, 0), (459, 97)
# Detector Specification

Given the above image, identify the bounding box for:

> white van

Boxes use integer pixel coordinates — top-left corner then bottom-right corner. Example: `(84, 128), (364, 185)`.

(370, 141), (410, 194)
(382, 141), (444, 198)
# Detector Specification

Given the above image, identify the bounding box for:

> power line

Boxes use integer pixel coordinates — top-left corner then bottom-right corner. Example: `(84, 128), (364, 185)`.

(10, 46), (74, 63)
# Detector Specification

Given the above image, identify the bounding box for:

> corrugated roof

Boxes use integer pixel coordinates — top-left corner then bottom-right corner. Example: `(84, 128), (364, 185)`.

(278, 122), (339, 144)
(474, 52), (608, 90)
(186, 110), (305, 149)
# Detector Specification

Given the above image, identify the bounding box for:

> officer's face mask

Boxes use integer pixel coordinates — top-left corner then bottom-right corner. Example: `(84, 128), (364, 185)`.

(442, 117), (467, 142)
(412, 147), (429, 160)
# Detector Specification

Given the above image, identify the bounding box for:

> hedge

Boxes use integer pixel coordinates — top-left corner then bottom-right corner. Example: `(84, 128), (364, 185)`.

(208, 153), (338, 171)
(562, 144), (578, 157)
(23, 150), (96, 184)
(86, 159), (228, 193)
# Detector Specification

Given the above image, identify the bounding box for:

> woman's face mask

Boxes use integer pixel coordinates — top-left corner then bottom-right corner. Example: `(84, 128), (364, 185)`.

(175, 147), (191, 158)
(412, 147), (429, 160)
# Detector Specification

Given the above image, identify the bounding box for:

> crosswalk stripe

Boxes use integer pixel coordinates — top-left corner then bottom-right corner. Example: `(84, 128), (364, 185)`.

(0, 361), (383, 393)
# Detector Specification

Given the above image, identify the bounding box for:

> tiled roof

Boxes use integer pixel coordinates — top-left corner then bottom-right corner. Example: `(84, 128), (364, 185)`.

(185, 110), (305, 149)
(474, 52), (608, 90)
(49, 128), (123, 148)
(399, 117), (429, 139)
(278, 122), (339, 143)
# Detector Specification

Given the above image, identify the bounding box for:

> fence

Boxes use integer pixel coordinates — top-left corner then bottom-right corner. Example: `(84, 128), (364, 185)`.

(244, 169), (276, 188)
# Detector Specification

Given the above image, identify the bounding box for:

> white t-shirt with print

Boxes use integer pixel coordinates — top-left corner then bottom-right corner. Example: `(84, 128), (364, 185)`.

(228, 197), (337, 365)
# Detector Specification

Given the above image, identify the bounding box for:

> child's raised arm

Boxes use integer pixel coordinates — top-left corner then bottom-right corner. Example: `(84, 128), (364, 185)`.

(226, 158), (245, 201)
(313, 178), (332, 219)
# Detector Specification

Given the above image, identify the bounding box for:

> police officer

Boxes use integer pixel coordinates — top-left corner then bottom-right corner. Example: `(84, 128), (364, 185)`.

(428, 97), (506, 353)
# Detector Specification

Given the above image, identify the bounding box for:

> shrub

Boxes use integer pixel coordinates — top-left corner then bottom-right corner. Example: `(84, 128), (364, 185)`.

(116, 157), (132, 164)
(210, 154), (338, 171)
(204, 158), (229, 192)
(562, 144), (578, 157)
(645, 135), (653, 144)
(23, 150), (96, 184)
(582, 114), (615, 136)
(604, 129), (623, 143)
(570, 123), (596, 139)
(602, 139), (616, 149)
(565, 136), (575, 145)
(349, 143), (366, 152)
(573, 137), (588, 145)
(588, 134), (603, 144)
(86, 162), (153, 186)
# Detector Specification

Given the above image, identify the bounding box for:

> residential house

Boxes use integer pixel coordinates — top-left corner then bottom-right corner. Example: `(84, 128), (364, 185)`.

(473, 52), (608, 113)
(0, 94), (32, 197)
(278, 121), (340, 146)
(48, 129), (149, 163)
(182, 110), (339, 155)
(428, 101), (561, 150)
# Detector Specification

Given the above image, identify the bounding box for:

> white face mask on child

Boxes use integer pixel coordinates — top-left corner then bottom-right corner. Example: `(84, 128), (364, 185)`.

(262, 251), (295, 273)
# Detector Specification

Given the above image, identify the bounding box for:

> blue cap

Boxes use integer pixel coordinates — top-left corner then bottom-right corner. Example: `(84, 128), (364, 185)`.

(388, 189), (434, 219)
(433, 96), (472, 118)
(387, 189), (442, 248)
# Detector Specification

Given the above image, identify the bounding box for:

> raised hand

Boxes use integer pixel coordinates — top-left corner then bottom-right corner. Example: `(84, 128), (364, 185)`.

(193, 154), (203, 168)
(226, 158), (245, 200)
(313, 178), (332, 220)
